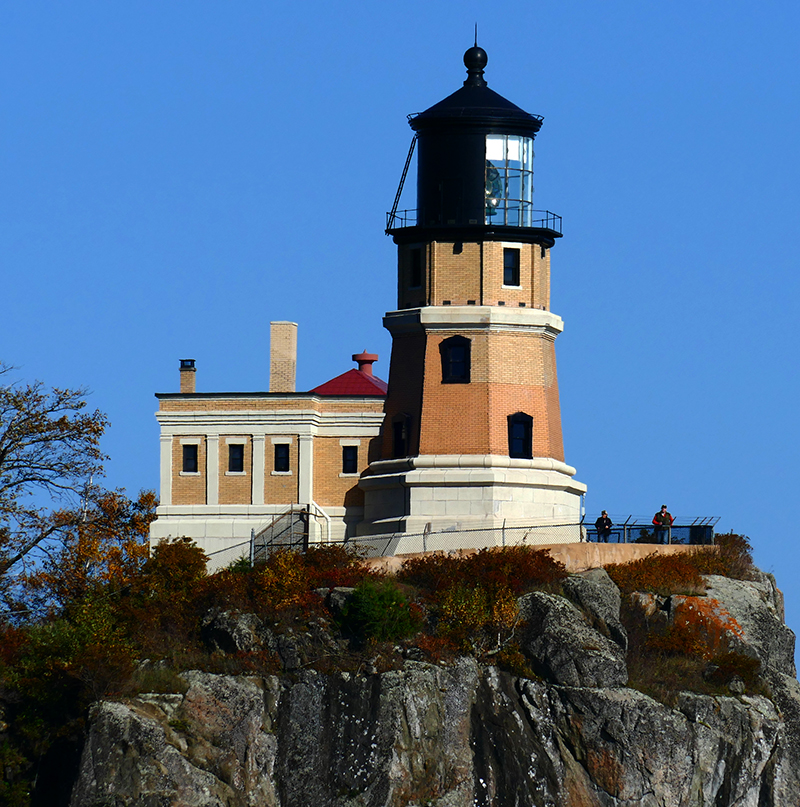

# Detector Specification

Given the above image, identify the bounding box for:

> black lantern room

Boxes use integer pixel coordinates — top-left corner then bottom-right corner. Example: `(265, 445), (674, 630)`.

(387, 46), (561, 247)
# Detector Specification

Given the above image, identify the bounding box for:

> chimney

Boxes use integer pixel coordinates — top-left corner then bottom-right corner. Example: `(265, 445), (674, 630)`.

(352, 350), (378, 376)
(270, 322), (298, 392)
(179, 359), (196, 393)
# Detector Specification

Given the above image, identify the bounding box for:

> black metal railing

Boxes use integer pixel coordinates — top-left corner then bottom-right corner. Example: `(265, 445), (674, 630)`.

(251, 506), (309, 563)
(385, 209), (563, 233)
(583, 514), (719, 546)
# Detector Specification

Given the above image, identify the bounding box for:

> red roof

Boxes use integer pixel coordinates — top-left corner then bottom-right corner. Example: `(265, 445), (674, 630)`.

(310, 368), (388, 396)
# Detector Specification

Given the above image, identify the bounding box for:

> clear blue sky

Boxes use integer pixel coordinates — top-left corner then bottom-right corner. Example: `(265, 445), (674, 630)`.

(3, 2), (799, 657)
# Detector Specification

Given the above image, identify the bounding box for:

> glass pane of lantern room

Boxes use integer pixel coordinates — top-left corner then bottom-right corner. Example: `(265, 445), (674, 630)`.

(506, 136), (522, 167)
(486, 136), (505, 161)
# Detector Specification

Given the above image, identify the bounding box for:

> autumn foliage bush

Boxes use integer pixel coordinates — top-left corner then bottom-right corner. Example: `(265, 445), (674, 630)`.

(606, 534), (755, 598)
(398, 546), (567, 597)
(606, 553), (706, 597)
(397, 547), (566, 653)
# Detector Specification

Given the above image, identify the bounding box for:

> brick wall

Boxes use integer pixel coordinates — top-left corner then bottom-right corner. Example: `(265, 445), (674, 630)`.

(393, 240), (552, 311)
(171, 436), (206, 505)
(264, 437), (299, 505)
(218, 436), (252, 505)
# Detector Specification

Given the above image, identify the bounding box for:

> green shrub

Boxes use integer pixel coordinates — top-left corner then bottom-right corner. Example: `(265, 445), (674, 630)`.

(340, 578), (423, 643)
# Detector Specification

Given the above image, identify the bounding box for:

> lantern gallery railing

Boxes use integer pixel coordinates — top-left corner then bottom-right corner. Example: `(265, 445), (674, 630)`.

(386, 208), (563, 233)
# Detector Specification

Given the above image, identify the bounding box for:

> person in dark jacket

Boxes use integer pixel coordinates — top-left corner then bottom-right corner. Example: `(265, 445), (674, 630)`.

(595, 511), (613, 542)
(652, 505), (674, 544)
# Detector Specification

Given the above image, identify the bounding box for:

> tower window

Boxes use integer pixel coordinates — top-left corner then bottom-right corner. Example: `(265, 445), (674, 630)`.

(485, 135), (534, 227)
(182, 444), (198, 473)
(392, 414), (411, 458)
(440, 335), (471, 384)
(508, 412), (533, 459)
(409, 248), (422, 288)
(503, 248), (520, 286)
(342, 445), (358, 474)
(274, 443), (290, 473)
(228, 443), (244, 473)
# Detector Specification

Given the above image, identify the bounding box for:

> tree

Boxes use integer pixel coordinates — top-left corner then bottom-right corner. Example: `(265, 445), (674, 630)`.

(24, 489), (157, 614)
(0, 362), (107, 588)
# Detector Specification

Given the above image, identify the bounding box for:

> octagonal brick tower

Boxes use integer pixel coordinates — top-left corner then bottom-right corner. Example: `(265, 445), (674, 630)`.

(359, 46), (585, 538)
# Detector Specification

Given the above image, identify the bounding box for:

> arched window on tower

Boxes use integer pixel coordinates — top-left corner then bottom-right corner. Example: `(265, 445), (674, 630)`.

(507, 412), (533, 459)
(392, 413), (412, 458)
(439, 335), (471, 383)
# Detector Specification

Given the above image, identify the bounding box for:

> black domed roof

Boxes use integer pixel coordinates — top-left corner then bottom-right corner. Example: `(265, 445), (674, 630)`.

(410, 46), (543, 135)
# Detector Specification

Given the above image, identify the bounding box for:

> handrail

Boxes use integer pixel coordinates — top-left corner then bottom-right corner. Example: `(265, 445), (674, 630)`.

(386, 136), (417, 235)
(386, 208), (562, 232)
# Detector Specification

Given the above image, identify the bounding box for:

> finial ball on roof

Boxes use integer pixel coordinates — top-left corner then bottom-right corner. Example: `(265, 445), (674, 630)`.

(463, 46), (488, 71)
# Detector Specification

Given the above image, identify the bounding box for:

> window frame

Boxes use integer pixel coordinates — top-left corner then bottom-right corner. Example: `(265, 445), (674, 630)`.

(273, 442), (291, 474)
(439, 335), (471, 384)
(341, 445), (359, 475)
(507, 412), (533, 459)
(181, 443), (199, 474)
(409, 246), (423, 289)
(227, 442), (245, 474)
(503, 247), (521, 287)
(392, 413), (412, 459)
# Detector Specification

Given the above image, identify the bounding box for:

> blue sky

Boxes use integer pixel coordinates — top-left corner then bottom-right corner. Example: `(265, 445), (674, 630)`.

(3, 2), (800, 655)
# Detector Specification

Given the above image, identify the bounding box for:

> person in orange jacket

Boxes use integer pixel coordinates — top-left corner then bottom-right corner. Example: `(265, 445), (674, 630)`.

(652, 504), (674, 544)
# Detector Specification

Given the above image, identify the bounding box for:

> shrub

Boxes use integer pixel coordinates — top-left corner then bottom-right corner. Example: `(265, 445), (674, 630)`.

(398, 546), (567, 599)
(302, 544), (370, 589)
(606, 553), (705, 596)
(339, 578), (423, 643)
(141, 538), (208, 599)
(437, 582), (519, 652)
(690, 533), (755, 581)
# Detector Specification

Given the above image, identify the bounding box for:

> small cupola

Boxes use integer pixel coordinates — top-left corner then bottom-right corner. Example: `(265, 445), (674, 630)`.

(387, 44), (561, 245)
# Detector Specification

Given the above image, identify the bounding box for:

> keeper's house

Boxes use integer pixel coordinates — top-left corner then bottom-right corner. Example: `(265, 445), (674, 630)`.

(149, 321), (387, 565)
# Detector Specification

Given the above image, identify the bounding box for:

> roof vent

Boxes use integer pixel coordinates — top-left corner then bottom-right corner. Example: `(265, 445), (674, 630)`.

(352, 350), (378, 376)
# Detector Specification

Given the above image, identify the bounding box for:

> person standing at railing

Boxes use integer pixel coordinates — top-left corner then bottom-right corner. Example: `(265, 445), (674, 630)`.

(652, 505), (674, 544)
(595, 511), (613, 542)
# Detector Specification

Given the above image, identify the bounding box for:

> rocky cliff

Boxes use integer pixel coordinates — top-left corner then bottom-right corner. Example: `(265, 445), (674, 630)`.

(70, 569), (800, 807)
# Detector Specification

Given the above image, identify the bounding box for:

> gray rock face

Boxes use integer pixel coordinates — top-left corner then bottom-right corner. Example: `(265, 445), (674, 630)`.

(563, 568), (628, 651)
(703, 574), (796, 676)
(70, 664), (799, 807)
(69, 571), (800, 806)
(518, 591), (628, 687)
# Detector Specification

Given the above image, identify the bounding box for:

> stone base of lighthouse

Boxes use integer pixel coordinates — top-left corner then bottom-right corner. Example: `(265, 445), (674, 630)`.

(358, 454), (586, 542)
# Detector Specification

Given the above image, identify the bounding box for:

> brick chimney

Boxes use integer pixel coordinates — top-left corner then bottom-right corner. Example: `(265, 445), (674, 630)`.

(270, 322), (298, 392)
(179, 359), (196, 393)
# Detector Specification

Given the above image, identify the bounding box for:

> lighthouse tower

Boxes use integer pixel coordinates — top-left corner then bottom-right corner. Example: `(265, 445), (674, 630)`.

(359, 45), (585, 538)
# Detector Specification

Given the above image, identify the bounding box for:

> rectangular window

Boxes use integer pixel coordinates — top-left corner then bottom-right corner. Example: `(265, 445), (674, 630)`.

(182, 444), (198, 473)
(228, 443), (244, 473)
(393, 419), (408, 458)
(409, 248), (422, 288)
(274, 443), (290, 473)
(503, 248), (520, 286)
(342, 445), (358, 474)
